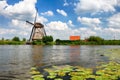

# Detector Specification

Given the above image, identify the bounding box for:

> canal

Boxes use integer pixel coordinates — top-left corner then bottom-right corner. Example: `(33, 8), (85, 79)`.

(0, 45), (120, 80)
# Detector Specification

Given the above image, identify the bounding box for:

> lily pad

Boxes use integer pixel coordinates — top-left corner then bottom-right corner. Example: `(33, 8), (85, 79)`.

(54, 78), (63, 80)
(33, 77), (44, 80)
(30, 70), (40, 75)
(47, 75), (56, 79)
(31, 75), (44, 79)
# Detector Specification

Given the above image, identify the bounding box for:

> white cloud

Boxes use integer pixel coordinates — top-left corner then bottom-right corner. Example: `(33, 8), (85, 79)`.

(41, 11), (54, 16)
(45, 21), (68, 40)
(44, 19), (120, 40)
(67, 20), (74, 27)
(63, 0), (69, 6)
(0, 1), (8, 12)
(117, 0), (120, 6)
(56, 9), (67, 17)
(0, 28), (16, 35)
(1, 0), (37, 20)
(45, 25), (97, 40)
(0, 0), (48, 23)
(1, 0), (48, 23)
(45, 20), (97, 40)
(11, 19), (19, 26)
(36, 16), (48, 23)
(11, 19), (31, 30)
(108, 13), (120, 29)
(10, 19), (32, 38)
(78, 28), (97, 38)
(46, 21), (68, 30)
(101, 27), (120, 40)
(0, 27), (29, 39)
(75, 0), (118, 14)
(77, 17), (101, 27)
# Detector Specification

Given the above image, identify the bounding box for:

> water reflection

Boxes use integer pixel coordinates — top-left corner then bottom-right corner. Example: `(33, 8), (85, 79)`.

(41, 45), (106, 68)
(42, 46), (71, 65)
(31, 45), (44, 67)
(69, 46), (80, 64)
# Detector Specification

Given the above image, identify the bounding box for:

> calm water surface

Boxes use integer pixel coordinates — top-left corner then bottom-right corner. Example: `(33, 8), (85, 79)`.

(0, 45), (120, 80)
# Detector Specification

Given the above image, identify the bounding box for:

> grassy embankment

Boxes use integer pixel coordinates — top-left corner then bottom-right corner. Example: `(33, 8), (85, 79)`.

(0, 40), (120, 45)
(0, 40), (26, 45)
(55, 40), (120, 45)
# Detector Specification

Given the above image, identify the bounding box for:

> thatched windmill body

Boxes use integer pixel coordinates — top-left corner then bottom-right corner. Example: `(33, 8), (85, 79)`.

(26, 8), (46, 42)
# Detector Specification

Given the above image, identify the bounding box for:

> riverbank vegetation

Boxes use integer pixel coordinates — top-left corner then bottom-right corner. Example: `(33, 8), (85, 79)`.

(0, 36), (54, 45)
(0, 36), (26, 45)
(56, 36), (120, 45)
(0, 36), (120, 45)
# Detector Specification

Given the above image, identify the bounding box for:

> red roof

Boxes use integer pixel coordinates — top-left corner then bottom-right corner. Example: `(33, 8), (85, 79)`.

(70, 36), (80, 40)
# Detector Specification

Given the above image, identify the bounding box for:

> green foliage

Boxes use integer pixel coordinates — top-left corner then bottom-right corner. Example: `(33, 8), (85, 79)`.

(0, 36), (120, 45)
(1, 37), (4, 41)
(12, 36), (20, 41)
(56, 39), (60, 45)
(32, 40), (43, 45)
(87, 36), (104, 42)
(0, 41), (25, 45)
(55, 36), (120, 45)
(42, 36), (53, 45)
(22, 38), (26, 41)
(30, 61), (120, 80)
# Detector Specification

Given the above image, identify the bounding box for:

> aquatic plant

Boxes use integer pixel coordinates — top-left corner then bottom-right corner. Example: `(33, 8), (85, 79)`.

(47, 75), (56, 79)
(54, 78), (63, 80)
(30, 61), (120, 80)
(30, 67), (40, 75)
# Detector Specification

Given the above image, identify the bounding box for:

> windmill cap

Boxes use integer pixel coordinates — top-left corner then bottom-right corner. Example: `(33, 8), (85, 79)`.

(34, 22), (44, 28)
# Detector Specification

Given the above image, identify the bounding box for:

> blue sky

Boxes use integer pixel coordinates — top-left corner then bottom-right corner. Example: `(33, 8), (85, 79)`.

(0, 0), (120, 40)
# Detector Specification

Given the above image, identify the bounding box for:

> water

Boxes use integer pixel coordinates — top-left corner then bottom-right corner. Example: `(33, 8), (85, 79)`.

(0, 45), (120, 80)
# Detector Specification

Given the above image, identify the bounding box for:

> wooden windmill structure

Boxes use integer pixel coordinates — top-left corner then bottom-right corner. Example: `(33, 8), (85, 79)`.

(26, 8), (46, 42)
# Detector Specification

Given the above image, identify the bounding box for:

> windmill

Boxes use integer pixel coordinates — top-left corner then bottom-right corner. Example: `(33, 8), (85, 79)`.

(26, 8), (46, 42)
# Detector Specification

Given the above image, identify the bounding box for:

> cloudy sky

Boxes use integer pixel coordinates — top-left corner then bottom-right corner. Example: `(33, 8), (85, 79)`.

(0, 0), (120, 40)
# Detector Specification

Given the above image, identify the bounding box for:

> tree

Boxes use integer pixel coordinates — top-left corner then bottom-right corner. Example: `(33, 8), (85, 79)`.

(22, 38), (26, 41)
(1, 37), (4, 41)
(87, 36), (104, 42)
(12, 36), (20, 41)
(42, 36), (53, 44)
(55, 39), (61, 45)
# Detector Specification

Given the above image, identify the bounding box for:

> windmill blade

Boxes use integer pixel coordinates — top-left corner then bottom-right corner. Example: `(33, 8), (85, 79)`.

(34, 7), (38, 23)
(29, 27), (35, 41)
(44, 24), (48, 36)
(43, 28), (47, 36)
(26, 21), (34, 25)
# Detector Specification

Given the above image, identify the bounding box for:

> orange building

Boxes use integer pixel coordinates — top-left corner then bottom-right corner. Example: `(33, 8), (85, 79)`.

(70, 36), (80, 40)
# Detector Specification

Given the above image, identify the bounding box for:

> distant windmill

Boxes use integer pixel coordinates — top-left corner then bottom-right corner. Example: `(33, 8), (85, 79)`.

(26, 8), (46, 42)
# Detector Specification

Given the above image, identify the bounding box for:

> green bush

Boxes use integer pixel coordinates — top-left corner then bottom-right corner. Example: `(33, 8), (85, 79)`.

(42, 36), (53, 45)
(12, 36), (20, 41)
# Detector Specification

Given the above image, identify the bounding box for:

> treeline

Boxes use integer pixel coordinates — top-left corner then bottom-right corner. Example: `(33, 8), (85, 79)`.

(56, 36), (120, 45)
(1, 36), (120, 45)
(0, 36), (54, 45)
(0, 36), (26, 45)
